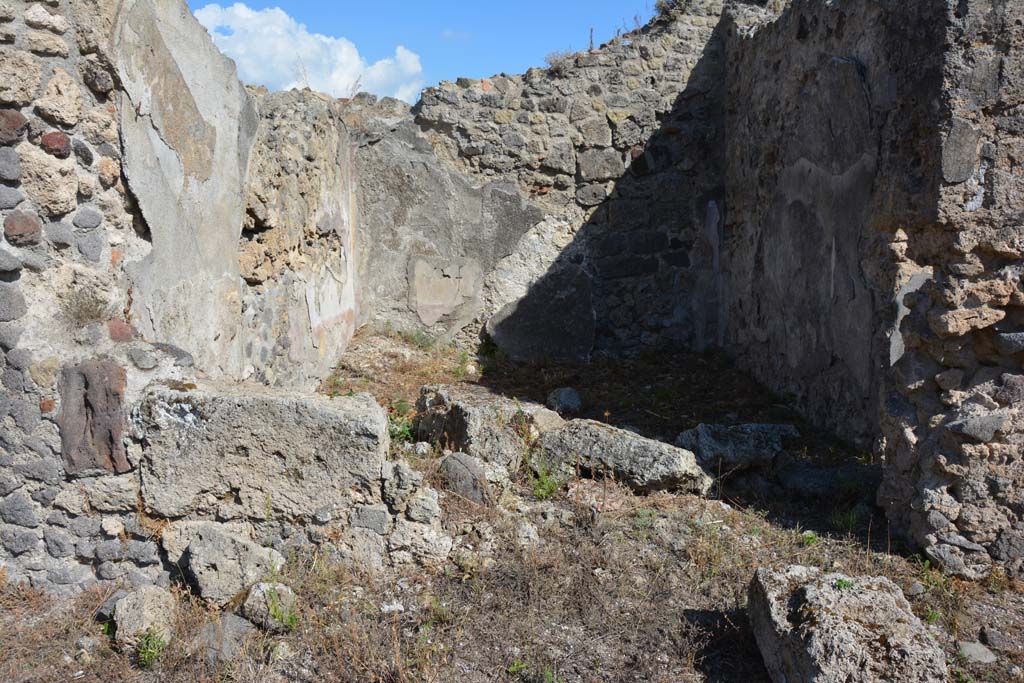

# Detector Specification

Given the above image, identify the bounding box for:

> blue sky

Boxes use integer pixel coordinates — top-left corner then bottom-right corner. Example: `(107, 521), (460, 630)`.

(188, 1), (656, 102)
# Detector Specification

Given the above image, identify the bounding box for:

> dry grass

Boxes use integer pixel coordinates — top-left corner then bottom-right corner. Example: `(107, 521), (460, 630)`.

(322, 328), (472, 412)
(3, 484), (1022, 683)
(60, 287), (113, 329)
(0, 580), (221, 683)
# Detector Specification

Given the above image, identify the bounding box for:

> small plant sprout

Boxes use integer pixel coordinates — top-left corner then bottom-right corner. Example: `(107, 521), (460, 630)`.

(545, 50), (573, 76)
(388, 408), (415, 445)
(267, 585), (300, 631)
(136, 628), (167, 669)
(830, 506), (860, 534)
(834, 578), (856, 591)
(533, 469), (559, 501)
(61, 287), (112, 329)
(633, 507), (658, 531)
(800, 531), (820, 547)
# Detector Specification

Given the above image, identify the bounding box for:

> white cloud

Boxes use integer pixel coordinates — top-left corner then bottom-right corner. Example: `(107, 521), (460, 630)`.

(194, 3), (424, 102)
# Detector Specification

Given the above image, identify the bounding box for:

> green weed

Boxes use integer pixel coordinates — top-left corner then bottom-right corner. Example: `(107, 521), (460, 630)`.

(398, 329), (435, 350)
(389, 413), (415, 444)
(478, 335), (499, 359)
(267, 585), (299, 631)
(633, 508), (658, 531)
(136, 629), (167, 669)
(800, 531), (820, 547)
(452, 351), (472, 379)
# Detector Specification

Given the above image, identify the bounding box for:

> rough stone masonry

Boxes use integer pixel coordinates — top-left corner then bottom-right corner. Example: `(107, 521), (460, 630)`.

(0, 0), (1020, 594)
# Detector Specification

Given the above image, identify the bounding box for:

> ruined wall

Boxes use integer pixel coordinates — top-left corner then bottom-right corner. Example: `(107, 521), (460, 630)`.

(1, 0), (1021, 593)
(240, 89), (360, 387)
(400, 1), (751, 358)
(724, 0), (1023, 578)
(1, 0), (184, 593)
(721, 0), (947, 443)
(0, 0), (367, 594)
(114, 0), (258, 378)
(394, 0), (1023, 578)
(343, 93), (547, 345)
(877, 0), (1024, 579)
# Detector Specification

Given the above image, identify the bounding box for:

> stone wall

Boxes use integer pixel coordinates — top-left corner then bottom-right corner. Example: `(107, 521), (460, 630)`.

(1, 0), (1021, 592)
(410, 1), (739, 357)
(723, 0), (1023, 578)
(1, 0), (178, 593)
(876, 0), (1024, 579)
(240, 89), (360, 387)
(721, 0), (947, 443)
(0, 0), (374, 594)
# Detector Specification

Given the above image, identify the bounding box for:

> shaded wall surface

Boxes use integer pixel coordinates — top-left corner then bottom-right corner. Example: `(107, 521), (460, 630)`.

(875, 0), (1024, 580)
(722, 0), (948, 444)
(409, 1), (767, 358)
(721, 0), (1022, 578)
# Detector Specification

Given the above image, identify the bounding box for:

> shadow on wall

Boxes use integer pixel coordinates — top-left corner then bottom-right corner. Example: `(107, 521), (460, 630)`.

(484, 16), (734, 365)
(485, 0), (950, 450)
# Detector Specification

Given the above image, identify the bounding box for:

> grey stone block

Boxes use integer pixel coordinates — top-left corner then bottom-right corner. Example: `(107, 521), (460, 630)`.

(0, 491), (40, 527)
(0, 146), (20, 181)
(0, 282), (27, 322)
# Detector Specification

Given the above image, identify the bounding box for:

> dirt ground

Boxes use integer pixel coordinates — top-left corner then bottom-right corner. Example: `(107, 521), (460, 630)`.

(3, 331), (1023, 683)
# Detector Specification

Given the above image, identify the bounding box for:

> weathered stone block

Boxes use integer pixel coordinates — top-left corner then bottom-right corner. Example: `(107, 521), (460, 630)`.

(4, 210), (42, 246)
(25, 4), (70, 34)
(415, 384), (562, 472)
(137, 383), (388, 520)
(159, 520), (255, 566)
(40, 130), (71, 158)
(191, 613), (255, 669)
(26, 31), (69, 57)
(578, 147), (624, 181)
(942, 118), (981, 183)
(58, 359), (130, 477)
(0, 49), (42, 105)
(114, 586), (176, 645)
(36, 68), (82, 128)
(0, 108), (27, 145)
(0, 282), (27, 322)
(0, 145), (19, 180)
(676, 423), (799, 473)
(537, 419), (713, 494)
(749, 566), (946, 683)
(184, 526), (285, 606)
(0, 491), (41, 528)
(0, 185), (22, 209)
(18, 142), (78, 216)
(438, 452), (493, 506)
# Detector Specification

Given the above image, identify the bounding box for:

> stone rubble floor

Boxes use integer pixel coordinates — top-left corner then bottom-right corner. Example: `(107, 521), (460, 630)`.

(2, 330), (1023, 683)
